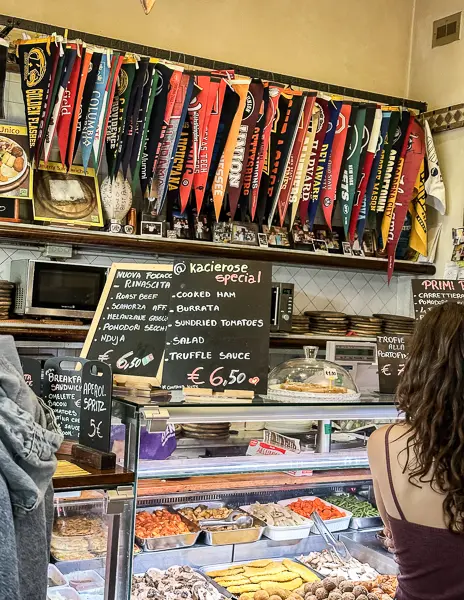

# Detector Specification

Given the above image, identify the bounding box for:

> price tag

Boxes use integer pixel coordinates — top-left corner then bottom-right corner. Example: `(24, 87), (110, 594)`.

(79, 361), (113, 453)
(324, 366), (338, 380)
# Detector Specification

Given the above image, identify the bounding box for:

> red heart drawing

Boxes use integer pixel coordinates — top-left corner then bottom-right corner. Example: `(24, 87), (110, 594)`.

(249, 377), (260, 386)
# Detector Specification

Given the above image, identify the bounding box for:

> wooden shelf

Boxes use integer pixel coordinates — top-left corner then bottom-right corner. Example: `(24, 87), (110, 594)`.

(53, 455), (134, 491)
(0, 222), (435, 275)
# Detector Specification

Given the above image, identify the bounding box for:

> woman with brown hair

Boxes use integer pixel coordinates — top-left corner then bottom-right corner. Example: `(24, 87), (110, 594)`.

(368, 301), (464, 600)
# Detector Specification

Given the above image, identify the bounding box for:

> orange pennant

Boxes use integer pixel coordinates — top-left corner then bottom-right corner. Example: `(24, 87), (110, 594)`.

(140, 0), (156, 14)
(212, 78), (250, 221)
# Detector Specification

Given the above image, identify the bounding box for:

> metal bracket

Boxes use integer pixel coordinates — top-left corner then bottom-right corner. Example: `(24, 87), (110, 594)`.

(44, 243), (73, 259)
(140, 406), (170, 432)
(107, 485), (134, 514)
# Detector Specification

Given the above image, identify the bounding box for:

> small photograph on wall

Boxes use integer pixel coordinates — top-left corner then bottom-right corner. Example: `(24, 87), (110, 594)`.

(213, 221), (232, 244)
(0, 124), (33, 200)
(231, 221), (258, 246)
(263, 225), (291, 248)
(33, 162), (103, 226)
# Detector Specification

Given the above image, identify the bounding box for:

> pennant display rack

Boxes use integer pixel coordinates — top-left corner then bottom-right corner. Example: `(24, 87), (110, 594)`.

(0, 13), (436, 279)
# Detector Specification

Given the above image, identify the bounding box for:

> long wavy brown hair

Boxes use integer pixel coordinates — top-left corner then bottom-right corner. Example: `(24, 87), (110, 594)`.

(396, 301), (464, 533)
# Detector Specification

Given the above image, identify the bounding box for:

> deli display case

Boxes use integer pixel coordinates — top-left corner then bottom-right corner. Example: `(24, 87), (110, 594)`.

(49, 456), (135, 600)
(109, 394), (400, 600)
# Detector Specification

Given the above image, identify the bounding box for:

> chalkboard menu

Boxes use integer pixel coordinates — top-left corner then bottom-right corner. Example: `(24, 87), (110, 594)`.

(43, 357), (87, 439)
(79, 361), (112, 453)
(376, 335), (410, 394)
(20, 357), (42, 396)
(162, 258), (272, 394)
(412, 279), (464, 319)
(82, 263), (172, 385)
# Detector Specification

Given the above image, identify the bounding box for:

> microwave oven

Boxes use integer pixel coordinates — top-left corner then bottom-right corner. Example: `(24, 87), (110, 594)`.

(10, 260), (107, 319)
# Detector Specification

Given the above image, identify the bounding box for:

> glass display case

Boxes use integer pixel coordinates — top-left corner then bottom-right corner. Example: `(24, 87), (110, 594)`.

(49, 461), (135, 600)
(109, 394), (400, 599)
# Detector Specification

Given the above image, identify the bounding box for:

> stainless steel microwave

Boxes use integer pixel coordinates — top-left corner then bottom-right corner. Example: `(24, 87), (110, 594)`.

(10, 260), (107, 319)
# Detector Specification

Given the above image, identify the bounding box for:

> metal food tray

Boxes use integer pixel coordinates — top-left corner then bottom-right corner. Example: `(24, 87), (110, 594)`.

(325, 493), (382, 530)
(173, 501), (266, 546)
(350, 515), (383, 530)
(195, 569), (236, 599)
(135, 506), (201, 552)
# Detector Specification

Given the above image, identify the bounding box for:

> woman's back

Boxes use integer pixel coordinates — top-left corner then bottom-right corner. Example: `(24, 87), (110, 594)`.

(369, 423), (464, 600)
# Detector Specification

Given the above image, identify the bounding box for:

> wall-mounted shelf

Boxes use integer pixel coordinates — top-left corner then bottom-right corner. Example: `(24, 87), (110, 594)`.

(0, 222), (435, 275)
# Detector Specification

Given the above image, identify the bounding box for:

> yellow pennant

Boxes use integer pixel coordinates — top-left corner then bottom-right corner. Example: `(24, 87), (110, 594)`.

(381, 156), (404, 249)
(409, 160), (427, 256)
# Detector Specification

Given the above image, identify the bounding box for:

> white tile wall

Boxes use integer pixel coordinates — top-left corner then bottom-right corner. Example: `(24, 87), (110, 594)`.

(0, 71), (411, 318)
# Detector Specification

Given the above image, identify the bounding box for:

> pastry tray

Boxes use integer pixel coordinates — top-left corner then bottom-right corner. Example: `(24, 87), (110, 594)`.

(135, 506), (201, 552)
(266, 386), (361, 403)
(194, 569), (236, 599)
(173, 501), (266, 546)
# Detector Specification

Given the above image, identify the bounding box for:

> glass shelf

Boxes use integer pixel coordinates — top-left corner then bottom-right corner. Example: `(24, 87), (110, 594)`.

(136, 449), (368, 479)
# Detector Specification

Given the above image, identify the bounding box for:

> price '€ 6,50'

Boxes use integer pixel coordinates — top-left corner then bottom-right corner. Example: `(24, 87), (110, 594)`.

(187, 366), (260, 388)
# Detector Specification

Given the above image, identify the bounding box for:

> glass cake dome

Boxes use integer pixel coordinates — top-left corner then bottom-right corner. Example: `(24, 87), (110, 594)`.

(267, 346), (360, 402)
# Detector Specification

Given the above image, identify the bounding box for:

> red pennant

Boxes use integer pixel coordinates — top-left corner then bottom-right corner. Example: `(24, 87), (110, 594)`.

(57, 45), (82, 165)
(321, 103), (352, 229)
(179, 75), (211, 213)
(193, 78), (226, 213)
(387, 119), (425, 281)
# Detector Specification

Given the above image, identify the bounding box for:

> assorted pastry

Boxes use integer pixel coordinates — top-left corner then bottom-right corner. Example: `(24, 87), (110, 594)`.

(51, 516), (107, 561)
(206, 559), (319, 595)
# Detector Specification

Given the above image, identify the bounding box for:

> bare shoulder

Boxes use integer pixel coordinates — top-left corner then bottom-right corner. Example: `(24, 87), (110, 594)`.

(367, 423), (409, 466)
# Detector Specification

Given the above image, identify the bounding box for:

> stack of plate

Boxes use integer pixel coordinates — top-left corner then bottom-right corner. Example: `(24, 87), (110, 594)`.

(0, 281), (14, 320)
(374, 314), (415, 336)
(181, 423), (231, 440)
(348, 315), (383, 337)
(291, 315), (310, 334)
(304, 311), (349, 336)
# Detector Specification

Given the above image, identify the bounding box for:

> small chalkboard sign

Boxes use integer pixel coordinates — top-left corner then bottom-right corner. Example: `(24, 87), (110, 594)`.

(43, 357), (87, 439)
(162, 258), (272, 394)
(20, 357), (42, 396)
(412, 279), (464, 320)
(376, 335), (410, 394)
(79, 361), (112, 453)
(81, 263), (172, 386)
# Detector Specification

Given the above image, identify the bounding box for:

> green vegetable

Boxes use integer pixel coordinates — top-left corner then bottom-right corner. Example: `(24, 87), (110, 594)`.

(324, 494), (379, 518)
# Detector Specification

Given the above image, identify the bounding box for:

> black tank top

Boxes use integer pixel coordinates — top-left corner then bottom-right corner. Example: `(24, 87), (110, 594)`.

(384, 425), (464, 600)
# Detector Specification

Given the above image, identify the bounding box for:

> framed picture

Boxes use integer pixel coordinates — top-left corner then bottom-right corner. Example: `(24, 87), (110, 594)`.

(362, 229), (376, 257)
(352, 232), (365, 257)
(171, 211), (191, 239)
(292, 219), (315, 250)
(313, 224), (344, 254)
(231, 221), (258, 246)
(33, 162), (103, 226)
(194, 214), (212, 241)
(258, 233), (269, 247)
(342, 242), (352, 256)
(263, 225), (291, 248)
(0, 124), (33, 200)
(213, 221), (232, 244)
(141, 221), (164, 237)
(314, 239), (329, 254)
